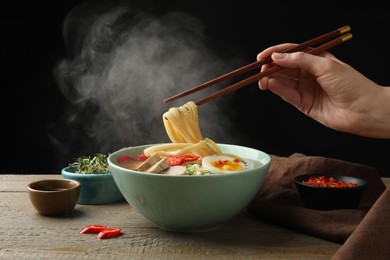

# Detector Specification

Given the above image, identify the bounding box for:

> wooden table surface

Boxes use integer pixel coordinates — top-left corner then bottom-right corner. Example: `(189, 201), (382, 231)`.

(1, 174), (388, 259)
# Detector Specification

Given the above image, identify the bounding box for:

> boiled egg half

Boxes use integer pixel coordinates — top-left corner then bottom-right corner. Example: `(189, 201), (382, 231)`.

(202, 155), (252, 174)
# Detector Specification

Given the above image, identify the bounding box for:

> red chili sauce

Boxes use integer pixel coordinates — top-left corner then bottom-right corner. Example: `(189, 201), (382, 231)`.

(303, 176), (358, 188)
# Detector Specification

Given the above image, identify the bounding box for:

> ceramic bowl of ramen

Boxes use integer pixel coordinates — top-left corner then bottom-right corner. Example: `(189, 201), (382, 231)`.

(107, 143), (271, 233)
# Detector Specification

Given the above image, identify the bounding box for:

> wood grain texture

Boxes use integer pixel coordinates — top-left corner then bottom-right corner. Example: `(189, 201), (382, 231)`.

(2, 175), (388, 259)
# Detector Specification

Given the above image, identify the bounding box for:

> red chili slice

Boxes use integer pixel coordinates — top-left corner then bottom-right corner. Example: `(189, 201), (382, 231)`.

(167, 154), (200, 166)
(181, 154), (200, 162)
(97, 228), (122, 239)
(135, 154), (149, 161)
(80, 224), (107, 234)
(117, 155), (131, 164)
(167, 155), (185, 166)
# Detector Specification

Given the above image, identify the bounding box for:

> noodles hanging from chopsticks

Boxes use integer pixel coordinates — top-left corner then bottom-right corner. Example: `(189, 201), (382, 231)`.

(143, 101), (222, 157)
(162, 101), (204, 143)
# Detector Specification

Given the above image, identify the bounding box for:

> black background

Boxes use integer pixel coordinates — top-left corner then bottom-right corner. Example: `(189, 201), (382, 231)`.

(2, 0), (390, 176)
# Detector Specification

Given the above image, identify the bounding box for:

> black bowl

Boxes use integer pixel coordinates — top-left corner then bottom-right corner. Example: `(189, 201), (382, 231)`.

(294, 174), (367, 210)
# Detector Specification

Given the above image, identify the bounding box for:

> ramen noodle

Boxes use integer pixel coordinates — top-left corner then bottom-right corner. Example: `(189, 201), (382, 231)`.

(163, 101), (203, 143)
(144, 101), (222, 157)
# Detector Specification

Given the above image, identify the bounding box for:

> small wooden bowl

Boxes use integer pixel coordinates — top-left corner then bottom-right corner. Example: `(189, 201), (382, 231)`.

(28, 179), (80, 216)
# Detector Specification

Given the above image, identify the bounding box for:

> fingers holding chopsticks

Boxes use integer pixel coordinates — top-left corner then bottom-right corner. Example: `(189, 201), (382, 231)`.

(256, 43), (299, 61)
(259, 48), (334, 79)
(257, 42), (337, 91)
(257, 50), (323, 112)
(257, 43), (355, 115)
(257, 43), (304, 91)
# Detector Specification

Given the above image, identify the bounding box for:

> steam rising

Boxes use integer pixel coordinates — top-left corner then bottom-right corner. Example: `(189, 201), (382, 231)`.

(50, 3), (244, 165)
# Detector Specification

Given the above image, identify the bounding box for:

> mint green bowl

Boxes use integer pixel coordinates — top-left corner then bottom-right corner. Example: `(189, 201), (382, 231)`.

(61, 166), (124, 205)
(107, 143), (271, 232)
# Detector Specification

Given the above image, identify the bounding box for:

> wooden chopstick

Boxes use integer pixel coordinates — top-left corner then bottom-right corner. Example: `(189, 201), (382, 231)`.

(195, 32), (352, 106)
(163, 25), (351, 105)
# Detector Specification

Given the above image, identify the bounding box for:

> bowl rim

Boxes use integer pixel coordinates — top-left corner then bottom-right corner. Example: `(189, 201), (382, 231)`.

(294, 173), (367, 190)
(61, 165), (114, 178)
(107, 143), (271, 178)
(28, 179), (80, 193)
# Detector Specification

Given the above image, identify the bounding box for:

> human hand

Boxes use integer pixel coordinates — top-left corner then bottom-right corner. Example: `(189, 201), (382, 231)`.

(256, 43), (390, 138)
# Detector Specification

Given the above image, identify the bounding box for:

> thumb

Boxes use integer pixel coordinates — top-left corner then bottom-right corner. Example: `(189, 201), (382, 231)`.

(271, 51), (329, 77)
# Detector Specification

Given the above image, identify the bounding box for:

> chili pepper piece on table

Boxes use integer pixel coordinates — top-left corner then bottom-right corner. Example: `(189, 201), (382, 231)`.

(80, 224), (107, 234)
(97, 228), (122, 239)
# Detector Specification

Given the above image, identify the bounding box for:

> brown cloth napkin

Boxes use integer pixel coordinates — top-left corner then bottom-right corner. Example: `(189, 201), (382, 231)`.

(247, 153), (386, 243)
(332, 186), (390, 260)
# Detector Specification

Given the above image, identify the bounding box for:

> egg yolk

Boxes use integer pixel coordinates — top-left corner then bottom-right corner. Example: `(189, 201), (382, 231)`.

(210, 159), (244, 171)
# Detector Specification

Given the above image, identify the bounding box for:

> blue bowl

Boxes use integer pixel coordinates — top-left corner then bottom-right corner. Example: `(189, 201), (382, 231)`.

(61, 166), (124, 205)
